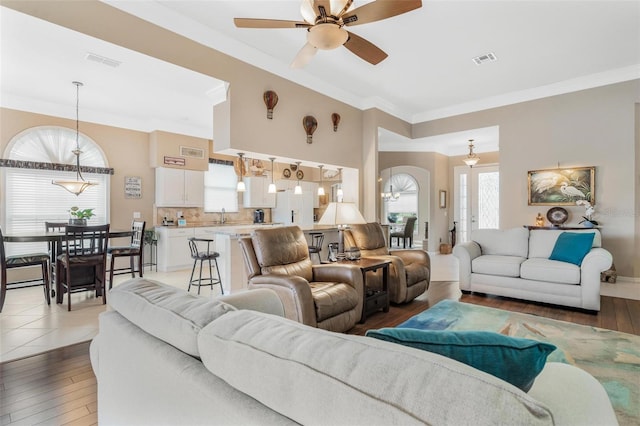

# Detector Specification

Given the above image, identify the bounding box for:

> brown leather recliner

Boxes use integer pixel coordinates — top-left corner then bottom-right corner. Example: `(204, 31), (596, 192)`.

(344, 222), (430, 304)
(238, 226), (364, 333)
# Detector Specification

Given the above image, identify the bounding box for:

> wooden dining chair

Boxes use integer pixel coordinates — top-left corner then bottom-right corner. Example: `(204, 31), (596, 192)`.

(56, 224), (110, 311)
(108, 221), (145, 289)
(44, 222), (68, 292)
(0, 227), (51, 313)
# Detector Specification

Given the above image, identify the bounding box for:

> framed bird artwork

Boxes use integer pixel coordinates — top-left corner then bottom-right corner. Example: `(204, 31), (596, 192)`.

(528, 166), (595, 206)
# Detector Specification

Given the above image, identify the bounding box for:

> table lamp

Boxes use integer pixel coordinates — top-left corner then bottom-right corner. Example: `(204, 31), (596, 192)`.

(317, 201), (366, 259)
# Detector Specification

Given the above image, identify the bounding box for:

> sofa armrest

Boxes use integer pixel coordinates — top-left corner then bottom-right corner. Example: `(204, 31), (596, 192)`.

(579, 248), (613, 311)
(248, 275), (317, 327)
(453, 242), (481, 290)
(312, 264), (364, 293)
(217, 288), (285, 317)
(389, 249), (431, 271)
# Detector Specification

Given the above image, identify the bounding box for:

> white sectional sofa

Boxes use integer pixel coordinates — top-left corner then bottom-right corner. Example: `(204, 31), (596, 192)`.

(90, 278), (617, 425)
(453, 228), (613, 311)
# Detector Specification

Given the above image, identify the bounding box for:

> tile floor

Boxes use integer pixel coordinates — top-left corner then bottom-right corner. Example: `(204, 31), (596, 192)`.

(1, 253), (637, 363)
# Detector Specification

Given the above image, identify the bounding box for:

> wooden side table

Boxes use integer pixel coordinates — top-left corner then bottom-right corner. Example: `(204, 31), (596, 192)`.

(339, 258), (390, 323)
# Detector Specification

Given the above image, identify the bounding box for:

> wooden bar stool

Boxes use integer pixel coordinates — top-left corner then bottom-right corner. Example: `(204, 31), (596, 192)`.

(187, 237), (223, 295)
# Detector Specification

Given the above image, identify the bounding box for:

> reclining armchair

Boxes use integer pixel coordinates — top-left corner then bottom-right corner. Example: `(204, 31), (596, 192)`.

(344, 222), (430, 304)
(239, 226), (364, 333)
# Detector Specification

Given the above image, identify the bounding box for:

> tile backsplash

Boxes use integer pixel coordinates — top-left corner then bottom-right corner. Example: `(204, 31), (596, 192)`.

(155, 206), (272, 226)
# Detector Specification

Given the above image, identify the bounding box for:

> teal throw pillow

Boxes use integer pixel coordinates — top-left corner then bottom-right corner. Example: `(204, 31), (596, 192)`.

(549, 232), (595, 266)
(366, 328), (556, 392)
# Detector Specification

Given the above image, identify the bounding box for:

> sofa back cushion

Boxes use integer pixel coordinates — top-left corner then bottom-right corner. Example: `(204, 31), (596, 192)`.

(109, 278), (235, 357)
(345, 223), (389, 253)
(251, 226), (313, 282)
(529, 229), (601, 259)
(472, 228), (529, 258)
(198, 310), (554, 426)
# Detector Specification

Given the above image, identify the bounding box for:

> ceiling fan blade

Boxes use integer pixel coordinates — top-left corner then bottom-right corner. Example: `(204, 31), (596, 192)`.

(234, 18), (310, 29)
(313, 0), (331, 19)
(342, 0), (422, 26)
(343, 31), (388, 65)
(290, 43), (318, 68)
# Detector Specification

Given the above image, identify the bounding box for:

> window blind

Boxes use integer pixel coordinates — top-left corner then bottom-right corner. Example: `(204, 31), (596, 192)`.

(204, 162), (239, 213)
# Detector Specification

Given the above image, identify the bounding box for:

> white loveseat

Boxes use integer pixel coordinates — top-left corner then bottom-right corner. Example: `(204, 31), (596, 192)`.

(453, 228), (613, 311)
(90, 278), (617, 425)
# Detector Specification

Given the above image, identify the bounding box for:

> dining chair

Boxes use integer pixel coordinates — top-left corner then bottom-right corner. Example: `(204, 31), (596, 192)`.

(390, 216), (417, 248)
(56, 224), (110, 311)
(108, 221), (145, 289)
(0, 227), (51, 313)
(44, 221), (68, 293)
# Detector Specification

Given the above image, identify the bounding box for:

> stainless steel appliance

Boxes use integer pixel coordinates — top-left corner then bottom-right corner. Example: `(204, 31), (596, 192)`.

(254, 209), (265, 223)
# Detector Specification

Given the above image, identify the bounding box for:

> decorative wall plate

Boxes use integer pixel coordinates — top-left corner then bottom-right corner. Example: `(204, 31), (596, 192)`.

(282, 168), (291, 178)
(296, 170), (304, 180)
(546, 207), (568, 226)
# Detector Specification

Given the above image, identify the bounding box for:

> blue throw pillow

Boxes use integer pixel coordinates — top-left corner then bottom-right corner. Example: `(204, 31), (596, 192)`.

(549, 232), (595, 265)
(366, 328), (556, 392)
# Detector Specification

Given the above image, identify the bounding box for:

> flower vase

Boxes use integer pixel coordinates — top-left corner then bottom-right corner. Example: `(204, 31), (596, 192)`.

(69, 218), (87, 226)
(583, 221), (595, 228)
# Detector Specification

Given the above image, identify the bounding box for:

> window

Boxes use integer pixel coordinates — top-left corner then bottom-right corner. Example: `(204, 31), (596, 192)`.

(2, 126), (110, 255)
(204, 160), (238, 212)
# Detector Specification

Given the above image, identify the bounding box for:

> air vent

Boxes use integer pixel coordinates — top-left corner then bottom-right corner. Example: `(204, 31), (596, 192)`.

(85, 52), (122, 68)
(472, 52), (497, 66)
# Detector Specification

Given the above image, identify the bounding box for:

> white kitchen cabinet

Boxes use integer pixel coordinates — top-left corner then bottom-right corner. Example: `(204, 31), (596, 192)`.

(155, 167), (204, 207)
(243, 176), (276, 208)
(275, 180), (319, 208)
(156, 226), (195, 272)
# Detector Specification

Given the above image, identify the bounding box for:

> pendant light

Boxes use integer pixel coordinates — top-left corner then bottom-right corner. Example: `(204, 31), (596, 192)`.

(268, 157), (277, 194)
(463, 139), (480, 167)
(52, 81), (98, 196)
(317, 165), (325, 196)
(336, 167), (344, 201)
(236, 153), (246, 192)
(381, 167), (400, 202)
(294, 161), (303, 195)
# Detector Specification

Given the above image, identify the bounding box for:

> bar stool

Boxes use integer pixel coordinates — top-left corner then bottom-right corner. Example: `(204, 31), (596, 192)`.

(308, 232), (324, 264)
(187, 237), (223, 295)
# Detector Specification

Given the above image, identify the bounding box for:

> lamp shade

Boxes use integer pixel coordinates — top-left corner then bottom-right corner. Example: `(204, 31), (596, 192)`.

(318, 202), (366, 226)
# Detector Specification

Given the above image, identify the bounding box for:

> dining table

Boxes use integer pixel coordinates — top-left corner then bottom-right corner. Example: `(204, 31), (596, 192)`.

(3, 228), (133, 297)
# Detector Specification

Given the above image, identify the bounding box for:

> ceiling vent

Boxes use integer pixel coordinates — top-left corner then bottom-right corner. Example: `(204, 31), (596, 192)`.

(472, 52), (497, 66)
(85, 52), (122, 68)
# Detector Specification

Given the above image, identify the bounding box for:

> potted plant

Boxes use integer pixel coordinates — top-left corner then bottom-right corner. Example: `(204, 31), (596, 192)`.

(69, 206), (95, 225)
(576, 200), (598, 228)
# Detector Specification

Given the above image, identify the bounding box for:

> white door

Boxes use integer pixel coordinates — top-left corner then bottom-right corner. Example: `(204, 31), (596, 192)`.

(454, 165), (500, 243)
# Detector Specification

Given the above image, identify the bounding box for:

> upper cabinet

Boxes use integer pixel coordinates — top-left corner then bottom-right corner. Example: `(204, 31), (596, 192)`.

(156, 167), (204, 207)
(243, 176), (276, 208)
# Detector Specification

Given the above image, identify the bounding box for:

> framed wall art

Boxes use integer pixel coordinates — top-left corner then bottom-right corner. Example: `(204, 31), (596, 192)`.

(439, 190), (447, 208)
(528, 166), (595, 206)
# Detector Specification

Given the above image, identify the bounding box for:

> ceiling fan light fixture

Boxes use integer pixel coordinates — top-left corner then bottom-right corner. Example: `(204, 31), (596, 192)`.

(307, 24), (348, 50)
(330, 0), (351, 16)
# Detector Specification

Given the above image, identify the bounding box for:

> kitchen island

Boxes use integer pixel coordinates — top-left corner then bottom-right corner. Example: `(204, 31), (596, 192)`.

(155, 224), (339, 294)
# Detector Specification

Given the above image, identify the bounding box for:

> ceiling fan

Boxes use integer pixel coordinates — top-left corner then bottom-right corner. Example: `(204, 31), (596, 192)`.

(234, 0), (422, 68)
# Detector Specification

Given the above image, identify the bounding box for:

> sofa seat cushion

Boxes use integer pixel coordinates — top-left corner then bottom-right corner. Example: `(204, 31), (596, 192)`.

(472, 255), (525, 278)
(520, 258), (580, 285)
(309, 282), (359, 322)
(405, 262), (429, 286)
(109, 278), (235, 357)
(198, 310), (554, 426)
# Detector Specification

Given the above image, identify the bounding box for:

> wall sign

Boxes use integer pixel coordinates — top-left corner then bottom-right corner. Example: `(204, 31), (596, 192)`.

(180, 146), (205, 159)
(124, 176), (142, 199)
(164, 156), (185, 166)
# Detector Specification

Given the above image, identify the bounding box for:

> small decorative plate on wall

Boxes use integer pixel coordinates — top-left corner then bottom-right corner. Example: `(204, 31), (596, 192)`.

(296, 170), (304, 180)
(282, 168), (291, 178)
(546, 207), (568, 226)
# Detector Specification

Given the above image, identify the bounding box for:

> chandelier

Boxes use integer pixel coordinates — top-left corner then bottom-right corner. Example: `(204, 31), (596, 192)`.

(52, 81), (98, 196)
(463, 139), (480, 167)
(381, 167), (400, 202)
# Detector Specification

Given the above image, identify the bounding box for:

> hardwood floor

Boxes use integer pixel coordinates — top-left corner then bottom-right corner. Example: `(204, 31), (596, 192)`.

(1, 288), (638, 425)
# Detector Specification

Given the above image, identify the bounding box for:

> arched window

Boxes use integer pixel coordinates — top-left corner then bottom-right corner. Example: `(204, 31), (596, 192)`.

(2, 126), (111, 254)
(382, 172), (419, 241)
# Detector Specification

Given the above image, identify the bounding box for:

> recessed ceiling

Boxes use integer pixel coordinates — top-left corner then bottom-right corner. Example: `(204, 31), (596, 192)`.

(2, 1), (639, 148)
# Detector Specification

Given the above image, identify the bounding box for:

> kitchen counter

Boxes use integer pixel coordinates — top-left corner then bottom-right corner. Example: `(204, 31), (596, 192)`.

(155, 224), (341, 294)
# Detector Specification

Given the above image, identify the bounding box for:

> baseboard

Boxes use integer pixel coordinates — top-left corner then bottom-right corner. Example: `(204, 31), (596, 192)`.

(617, 276), (640, 284)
